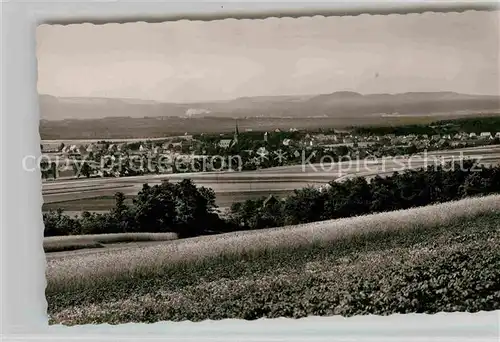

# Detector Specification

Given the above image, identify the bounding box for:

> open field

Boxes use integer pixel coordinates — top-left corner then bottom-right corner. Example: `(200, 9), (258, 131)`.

(47, 195), (500, 324)
(42, 145), (500, 214)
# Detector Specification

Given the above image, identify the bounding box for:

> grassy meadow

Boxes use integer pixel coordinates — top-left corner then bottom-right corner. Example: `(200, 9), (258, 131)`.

(46, 195), (500, 324)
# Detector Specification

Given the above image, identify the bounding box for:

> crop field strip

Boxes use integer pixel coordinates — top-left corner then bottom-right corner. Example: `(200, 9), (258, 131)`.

(42, 190), (294, 212)
(42, 184), (133, 195)
(44, 232), (178, 253)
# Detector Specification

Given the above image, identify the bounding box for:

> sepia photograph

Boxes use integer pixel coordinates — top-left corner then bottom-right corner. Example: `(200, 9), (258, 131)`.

(37, 10), (500, 325)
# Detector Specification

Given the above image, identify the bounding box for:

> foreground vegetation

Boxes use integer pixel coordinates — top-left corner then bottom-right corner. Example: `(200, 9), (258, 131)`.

(47, 195), (500, 324)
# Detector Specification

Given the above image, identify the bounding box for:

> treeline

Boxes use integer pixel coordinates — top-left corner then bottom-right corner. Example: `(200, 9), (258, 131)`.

(351, 115), (500, 136)
(44, 160), (500, 237)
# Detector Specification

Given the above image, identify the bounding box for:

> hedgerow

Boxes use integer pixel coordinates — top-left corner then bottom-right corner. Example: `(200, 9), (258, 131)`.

(44, 160), (500, 237)
(228, 160), (500, 229)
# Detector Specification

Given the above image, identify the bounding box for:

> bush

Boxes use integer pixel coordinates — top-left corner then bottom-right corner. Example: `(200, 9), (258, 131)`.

(43, 209), (82, 237)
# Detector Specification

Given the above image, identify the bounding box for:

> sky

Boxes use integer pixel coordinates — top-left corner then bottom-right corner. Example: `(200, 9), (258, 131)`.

(37, 10), (500, 103)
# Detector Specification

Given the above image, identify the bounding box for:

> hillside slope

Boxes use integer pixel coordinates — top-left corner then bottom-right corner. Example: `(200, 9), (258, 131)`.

(39, 91), (500, 121)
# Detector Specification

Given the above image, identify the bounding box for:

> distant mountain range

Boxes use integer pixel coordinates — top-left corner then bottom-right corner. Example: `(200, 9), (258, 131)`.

(39, 91), (500, 121)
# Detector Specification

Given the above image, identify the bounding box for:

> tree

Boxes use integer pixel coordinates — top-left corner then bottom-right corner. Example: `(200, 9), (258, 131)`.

(370, 179), (397, 213)
(133, 183), (176, 233)
(229, 198), (264, 229)
(43, 209), (81, 236)
(173, 179), (217, 236)
(108, 192), (135, 232)
(81, 162), (92, 178)
(40, 159), (50, 179)
(130, 180), (219, 237)
(257, 195), (284, 228)
(336, 145), (349, 157)
(407, 144), (418, 155)
(50, 162), (58, 179)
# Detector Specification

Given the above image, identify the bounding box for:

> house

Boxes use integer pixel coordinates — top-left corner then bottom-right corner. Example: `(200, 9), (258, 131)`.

(495, 132), (500, 138)
(357, 142), (374, 148)
(86, 144), (96, 153)
(60, 144), (80, 155)
(443, 134), (452, 140)
(315, 134), (328, 142)
(304, 138), (316, 147)
(431, 134), (441, 141)
(479, 132), (492, 139)
(460, 133), (470, 141)
(282, 139), (292, 146)
(41, 143), (60, 153)
(391, 136), (403, 144)
(61, 145), (71, 154)
(469, 132), (477, 138)
(421, 134), (429, 139)
(218, 124), (239, 148)
(171, 142), (183, 150)
(274, 128), (281, 133)
(256, 146), (268, 156)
